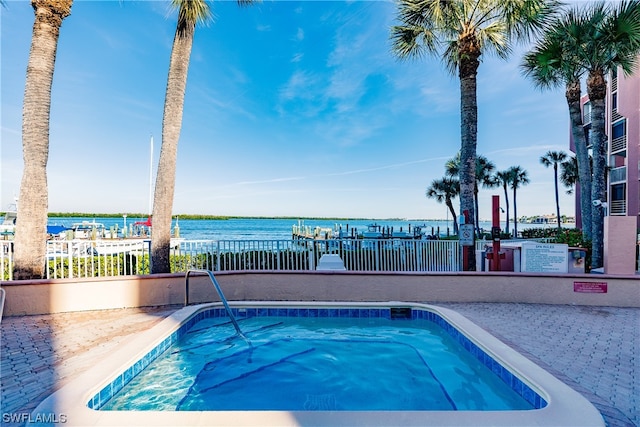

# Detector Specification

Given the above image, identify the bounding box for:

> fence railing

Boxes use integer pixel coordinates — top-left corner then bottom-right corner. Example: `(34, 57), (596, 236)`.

(0, 237), (563, 280)
(171, 239), (461, 274)
(1, 239), (151, 281)
(1, 238), (466, 280)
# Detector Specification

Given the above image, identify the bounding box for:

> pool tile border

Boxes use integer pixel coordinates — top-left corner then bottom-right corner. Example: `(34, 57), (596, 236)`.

(88, 305), (546, 411)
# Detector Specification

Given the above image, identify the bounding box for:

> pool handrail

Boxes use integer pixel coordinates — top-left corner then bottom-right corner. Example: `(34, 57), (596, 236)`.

(185, 269), (248, 341)
(0, 287), (5, 323)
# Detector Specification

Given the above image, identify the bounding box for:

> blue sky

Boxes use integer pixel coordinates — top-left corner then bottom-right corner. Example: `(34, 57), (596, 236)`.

(2, 0), (575, 219)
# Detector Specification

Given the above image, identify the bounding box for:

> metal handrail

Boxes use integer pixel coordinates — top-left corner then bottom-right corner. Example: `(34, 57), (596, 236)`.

(185, 269), (248, 341)
(0, 288), (5, 323)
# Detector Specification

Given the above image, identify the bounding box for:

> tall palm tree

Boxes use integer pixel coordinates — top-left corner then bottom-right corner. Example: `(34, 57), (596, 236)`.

(521, 9), (593, 240)
(508, 165), (529, 238)
(493, 170), (512, 235)
(390, 0), (559, 270)
(426, 177), (460, 234)
(540, 150), (567, 231)
(574, 1), (640, 268)
(13, 0), (72, 279)
(151, 0), (254, 273)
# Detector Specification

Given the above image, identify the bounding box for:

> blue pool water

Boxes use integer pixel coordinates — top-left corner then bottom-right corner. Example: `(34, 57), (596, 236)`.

(99, 307), (543, 412)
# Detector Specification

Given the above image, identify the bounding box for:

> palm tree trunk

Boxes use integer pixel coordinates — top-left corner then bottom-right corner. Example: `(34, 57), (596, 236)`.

(445, 198), (459, 235)
(587, 69), (607, 269)
(512, 187), (518, 238)
(473, 187), (480, 237)
(566, 79), (592, 240)
(458, 38), (479, 271)
(553, 163), (561, 232)
(502, 183), (510, 236)
(151, 20), (195, 274)
(14, 0), (71, 280)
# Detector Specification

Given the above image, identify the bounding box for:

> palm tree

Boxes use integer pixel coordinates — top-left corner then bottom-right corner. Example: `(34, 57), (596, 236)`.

(426, 177), (460, 234)
(521, 9), (593, 240)
(476, 156), (497, 235)
(560, 155), (578, 195)
(493, 170), (512, 235)
(13, 0), (72, 279)
(574, 1), (640, 269)
(151, 0), (254, 273)
(445, 153), (496, 236)
(508, 166), (529, 238)
(540, 150), (568, 231)
(390, 0), (559, 270)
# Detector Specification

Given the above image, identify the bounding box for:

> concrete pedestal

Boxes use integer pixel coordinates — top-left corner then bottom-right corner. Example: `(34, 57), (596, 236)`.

(604, 216), (637, 275)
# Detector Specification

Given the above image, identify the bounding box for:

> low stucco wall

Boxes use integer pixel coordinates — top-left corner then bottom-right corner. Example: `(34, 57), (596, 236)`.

(2, 271), (639, 316)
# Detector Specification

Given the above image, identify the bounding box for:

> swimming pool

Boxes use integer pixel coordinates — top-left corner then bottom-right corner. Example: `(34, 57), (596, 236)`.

(31, 302), (604, 426)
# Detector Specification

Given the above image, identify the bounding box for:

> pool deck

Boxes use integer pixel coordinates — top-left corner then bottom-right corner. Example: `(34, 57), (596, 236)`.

(1, 303), (637, 427)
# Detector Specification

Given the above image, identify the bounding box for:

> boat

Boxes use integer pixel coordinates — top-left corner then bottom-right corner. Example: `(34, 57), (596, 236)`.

(68, 220), (109, 239)
(362, 223), (425, 239)
(362, 223), (384, 238)
(45, 216), (182, 257)
(0, 199), (17, 239)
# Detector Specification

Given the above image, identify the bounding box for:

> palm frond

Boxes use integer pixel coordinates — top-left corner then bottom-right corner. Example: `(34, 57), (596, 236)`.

(392, 0), (562, 75)
(477, 20), (510, 59)
(390, 25), (437, 59)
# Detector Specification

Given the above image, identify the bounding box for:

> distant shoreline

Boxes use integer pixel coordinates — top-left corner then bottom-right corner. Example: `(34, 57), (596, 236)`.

(44, 212), (436, 221)
(0, 211), (574, 224)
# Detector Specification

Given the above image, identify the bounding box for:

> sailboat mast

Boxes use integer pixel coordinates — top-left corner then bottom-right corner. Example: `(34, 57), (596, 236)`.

(149, 135), (153, 216)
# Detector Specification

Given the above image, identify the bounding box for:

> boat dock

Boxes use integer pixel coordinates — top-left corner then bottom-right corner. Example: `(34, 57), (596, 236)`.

(292, 223), (353, 240)
(292, 222), (437, 240)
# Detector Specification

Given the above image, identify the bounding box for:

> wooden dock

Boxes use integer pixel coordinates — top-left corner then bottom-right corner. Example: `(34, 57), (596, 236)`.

(292, 222), (435, 240)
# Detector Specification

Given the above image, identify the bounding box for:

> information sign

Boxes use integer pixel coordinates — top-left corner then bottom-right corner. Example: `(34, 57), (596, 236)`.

(574, 282), (608, 293)
(521, 242), (568, 273)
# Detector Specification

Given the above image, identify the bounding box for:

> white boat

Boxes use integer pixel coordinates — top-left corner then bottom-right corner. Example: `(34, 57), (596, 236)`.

(68, 220), (110, 239)
(1, 199), (17, 239)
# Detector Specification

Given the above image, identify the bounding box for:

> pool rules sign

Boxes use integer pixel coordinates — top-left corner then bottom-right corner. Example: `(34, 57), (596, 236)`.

(520, 242), (569, 273)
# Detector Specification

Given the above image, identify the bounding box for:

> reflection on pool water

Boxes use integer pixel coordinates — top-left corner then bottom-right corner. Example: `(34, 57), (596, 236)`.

(101, 313), (536, 412)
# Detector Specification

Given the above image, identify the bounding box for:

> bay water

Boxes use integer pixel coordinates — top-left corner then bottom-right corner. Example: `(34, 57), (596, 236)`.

(47, 217), (561, 241)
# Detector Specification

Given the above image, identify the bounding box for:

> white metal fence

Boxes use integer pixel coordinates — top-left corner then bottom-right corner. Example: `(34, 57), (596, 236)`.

(172, 239), (460, 273)
(1, 240), (151, 281)
(1, 238), (465, 280)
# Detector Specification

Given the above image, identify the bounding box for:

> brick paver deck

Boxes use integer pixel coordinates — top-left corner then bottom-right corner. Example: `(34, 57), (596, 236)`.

(439, 303), (638, 427)
(1, 303), (638, 427)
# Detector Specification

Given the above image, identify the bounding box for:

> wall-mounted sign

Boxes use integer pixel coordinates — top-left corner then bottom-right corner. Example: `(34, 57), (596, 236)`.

(459, 224), (474, 246)
(521, 243), (568, 273)
(574, 282), (608, 293)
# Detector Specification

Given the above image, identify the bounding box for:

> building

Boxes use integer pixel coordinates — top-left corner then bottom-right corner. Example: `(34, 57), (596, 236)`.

(574, 61), (640, 229)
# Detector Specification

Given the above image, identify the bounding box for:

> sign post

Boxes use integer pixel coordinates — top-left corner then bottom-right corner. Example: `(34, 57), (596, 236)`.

(459, 209), (474, 271)
(487, 195), (505, 271)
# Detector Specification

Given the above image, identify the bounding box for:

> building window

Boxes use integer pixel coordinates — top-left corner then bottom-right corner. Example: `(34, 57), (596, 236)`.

(583, 101), (591, 124)
(583, 123), (591, 146)
(612, 93), (617, 110)
(612, 120), (626, 139)
(611, 183), (625, 201)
